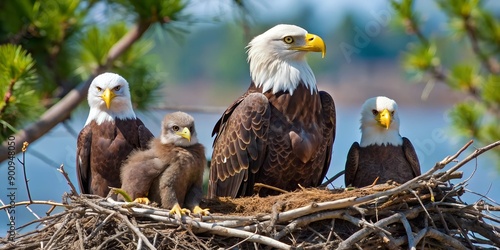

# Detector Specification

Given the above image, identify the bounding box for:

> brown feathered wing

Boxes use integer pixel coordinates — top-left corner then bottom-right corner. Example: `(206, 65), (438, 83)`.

(209, 92), (270, 198)
(344, 142), (360, 187)
(318, 91), (336, 185)
(402, 137), (421, 177)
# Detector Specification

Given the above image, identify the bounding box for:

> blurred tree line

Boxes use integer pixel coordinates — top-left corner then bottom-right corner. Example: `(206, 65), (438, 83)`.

(391, 0), (500, 167)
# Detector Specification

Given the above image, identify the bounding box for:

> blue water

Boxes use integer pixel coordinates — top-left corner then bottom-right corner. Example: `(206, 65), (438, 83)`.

(0, 106), (499, 236)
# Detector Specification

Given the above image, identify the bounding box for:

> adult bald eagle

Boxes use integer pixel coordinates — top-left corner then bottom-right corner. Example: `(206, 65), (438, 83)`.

(120, 112), (208, 216)
(344, 96), (421, 188)
(76, 72), (154, 197)
(208, 24), (336, 198)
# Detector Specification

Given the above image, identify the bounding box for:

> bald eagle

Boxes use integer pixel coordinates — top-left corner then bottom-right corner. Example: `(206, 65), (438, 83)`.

(344, 96), (421, 188)
(208, 24), (336, 198)
(120, 112), (208, 216)
(76, 72), (154, 197)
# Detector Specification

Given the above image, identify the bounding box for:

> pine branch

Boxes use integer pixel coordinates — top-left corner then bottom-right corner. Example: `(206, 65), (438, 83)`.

(462, 14), (500, 75)
(394, 1), (500, 117)
(0, 78), (17, 118)
(396, 1), (449, 83)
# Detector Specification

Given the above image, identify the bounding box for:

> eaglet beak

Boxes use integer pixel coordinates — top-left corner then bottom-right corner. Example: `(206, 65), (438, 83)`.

(101, 88), (116, 109)
(291, 33), (326, 58)
(176, 127), (191, 142)
(376, 109), (392, 129)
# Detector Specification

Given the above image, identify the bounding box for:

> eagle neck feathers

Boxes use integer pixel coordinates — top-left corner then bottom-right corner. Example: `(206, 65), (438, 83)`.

(248, 50), (317, 95)
(360, 126), (403, 147)
(85, 107), (136, 126)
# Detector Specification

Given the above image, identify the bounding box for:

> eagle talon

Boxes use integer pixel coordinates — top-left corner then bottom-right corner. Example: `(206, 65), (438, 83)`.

(169, 203), (191, 217)
(133, 197), (151, 205)
(192, 206), (210, 216)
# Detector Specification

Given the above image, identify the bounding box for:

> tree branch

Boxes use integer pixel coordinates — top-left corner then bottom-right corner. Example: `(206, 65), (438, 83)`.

(58, 164), (79, 196)
(0, 21), (152, 162)
(0, 78), (19, 125)
(462, 14), (500, 74)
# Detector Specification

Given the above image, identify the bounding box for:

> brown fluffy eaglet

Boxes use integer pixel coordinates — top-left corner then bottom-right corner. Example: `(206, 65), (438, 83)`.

(208, 24), (336, 198)
(76, 72), (154, 197)
(120, 111), (208, 216)
(345, 96), (421, 188)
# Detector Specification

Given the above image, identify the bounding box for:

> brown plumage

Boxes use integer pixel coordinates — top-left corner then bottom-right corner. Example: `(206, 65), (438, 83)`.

(208, 24), (336, 198)
(120, 112), (208, 215)
(344, 96), (421, 187)
(77, 73), (153, 197)
(345, 138), (421, 187)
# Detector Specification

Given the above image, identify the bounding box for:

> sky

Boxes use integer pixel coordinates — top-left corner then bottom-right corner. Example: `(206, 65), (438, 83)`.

(186, 0), (391, 33)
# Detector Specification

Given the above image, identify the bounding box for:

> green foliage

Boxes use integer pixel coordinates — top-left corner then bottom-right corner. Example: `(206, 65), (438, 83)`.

(1, 0), (88, 93)
(448, 65), (482, 91)
(403, 43), (440, 73)
(113, 0), (186, 23)
(482, 75), (500, 105)
(0, 44), (41, 141)
(78, 23), (153, 73)
(392, 0), (500, 168)
(449, 102), (482, 138)
(116, 61), (165, 110)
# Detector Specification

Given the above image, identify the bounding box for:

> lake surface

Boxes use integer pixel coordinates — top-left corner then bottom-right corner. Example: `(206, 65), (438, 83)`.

(1, 106), (499, 236)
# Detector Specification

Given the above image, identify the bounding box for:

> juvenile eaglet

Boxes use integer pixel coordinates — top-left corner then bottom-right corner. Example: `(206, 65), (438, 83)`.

(345, 96), (421, 188)
(76, 72), (153, 197)
(209, 24), (336, 198)
(120, 111), (208, 216)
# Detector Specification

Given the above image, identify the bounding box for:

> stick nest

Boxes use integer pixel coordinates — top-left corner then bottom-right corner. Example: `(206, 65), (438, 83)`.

(1, 141), (500, 250)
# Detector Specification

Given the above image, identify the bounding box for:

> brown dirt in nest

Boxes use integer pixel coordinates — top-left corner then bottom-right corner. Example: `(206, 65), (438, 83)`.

(202, 184), (397, 216)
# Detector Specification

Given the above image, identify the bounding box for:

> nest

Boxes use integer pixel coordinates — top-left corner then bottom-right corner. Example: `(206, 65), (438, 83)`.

(1, 141), (500, 250)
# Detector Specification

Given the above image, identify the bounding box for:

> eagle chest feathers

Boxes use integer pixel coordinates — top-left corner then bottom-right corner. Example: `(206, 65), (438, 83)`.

(87, 119), (141, 193)
(246, 86), (330, 196)
(149, 142), (206, 207)
(355, 145), (415, 187)
(94, 120), (140, 149)
(266, 84), (323, 165)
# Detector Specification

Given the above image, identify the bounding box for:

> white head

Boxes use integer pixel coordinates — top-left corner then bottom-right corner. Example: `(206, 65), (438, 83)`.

(359, 96), (403, 147)
(246, 24), (326, 95)
(160, 111), (199, 147)
(85, 72), (136, 125)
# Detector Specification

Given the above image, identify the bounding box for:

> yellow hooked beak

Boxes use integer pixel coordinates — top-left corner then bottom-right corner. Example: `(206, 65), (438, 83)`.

(376, 109), (392, 129)
(101, 88), (116, 109)
(291, 33), (326, 58)
(176, 127), (191, 142)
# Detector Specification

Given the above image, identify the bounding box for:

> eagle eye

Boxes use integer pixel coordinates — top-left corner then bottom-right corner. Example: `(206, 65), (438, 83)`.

(391, 111), (395, 116)
(96, 86), (102, 92)
(372, 110), (379, 115)
(114, 86), (121, 91)
(283, 36), (294, 44)
(172, 125), (179, 132)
